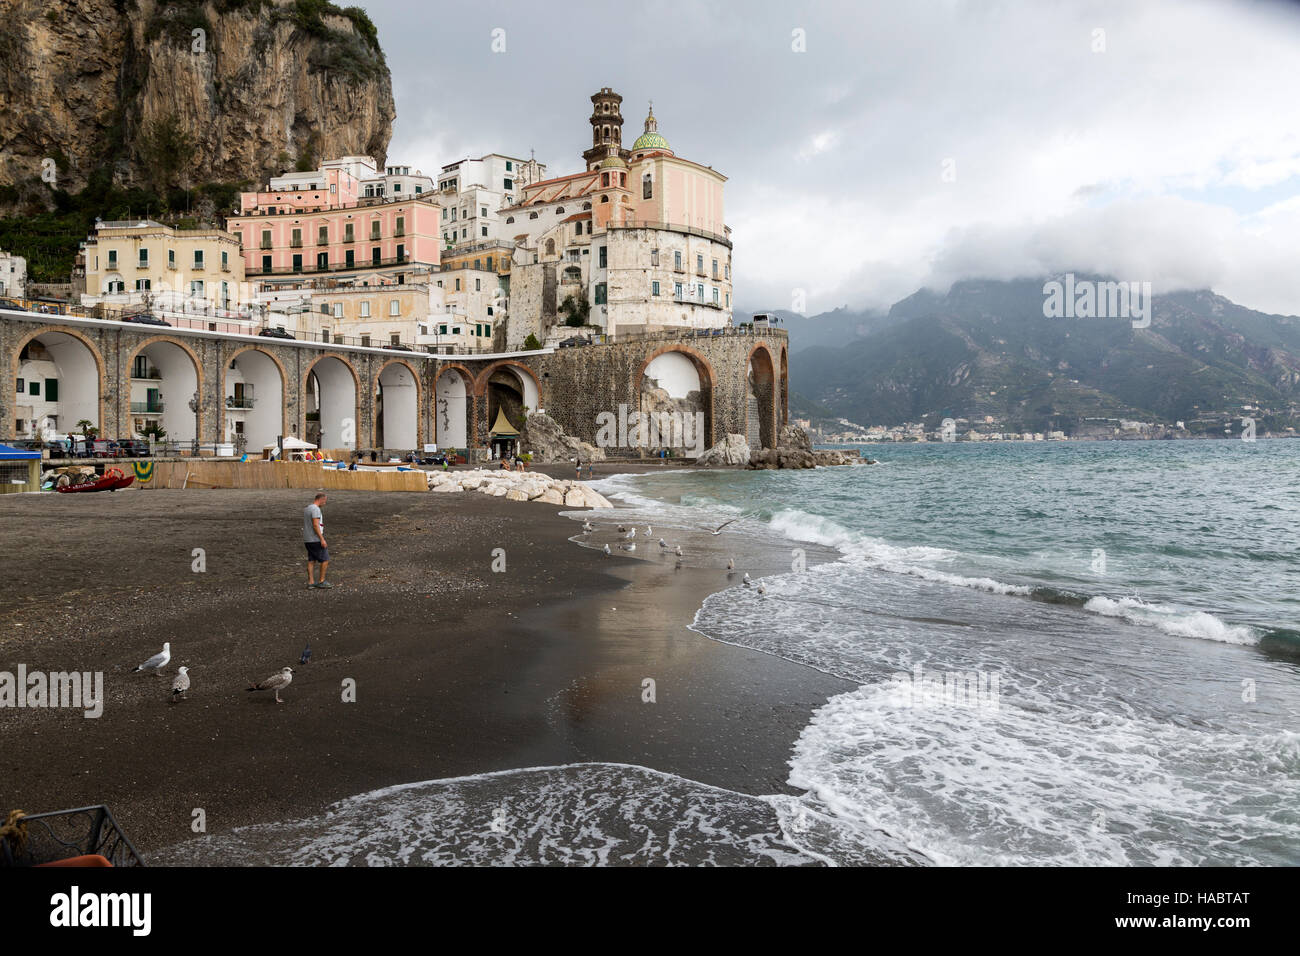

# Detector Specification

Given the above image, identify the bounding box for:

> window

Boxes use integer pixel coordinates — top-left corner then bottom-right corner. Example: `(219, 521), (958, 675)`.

(345, 250), (355, 268)
(370, 222), (381, 240)
(651, 248), (659, 266)
(474, 259), (481, 270)
(135, 278), (151, 291)
(291, 229), (302, 248)
(506, 217), (515, 224)
(15, 378), (23, 393)
(321, 329), (331, 342)
(529, 212), (538, 220)
(332, 303), (343, 318)
(261, 230), (272, 249)
(504, 178), (513, 190)
(393, 183), (402, 192)
(29, 380), (39, 396)
(292, 254), (302, 273)
(44, 380), (57, 401)
(601, 172), (609, 188)
(697, 254), (705, 274)
(262, 255), (271, 273)
(725, 263), (731, 279)
(396, 243), (405, 261)
(360, 301), (371, 317)
(194, 250), (204, 269)
(389, 299), (400, 316)
(461, 228), (467, 239)
(556, 207), (564, 215)
(372, 248), (381, 265)
(107, 250), (118, 268)
(344, 224), (354, 243)
(318, 226), (329, 245)
(481, 207), (488, 217)
(674, 282), (683, 299)
(138, 248), (149, 267)
(713, 287), (720, 304)
(360, 335), (370, 347)
(221, 250), (229, 271)
(674, 251), (683, 271)
(480, 225), (487, 237)
(390, 333), (401, 345)
(439, 324), (448, 335)
(598, 246), (607, 268)
(486, 256), (493, 270)
(395, 216), (404, 237)
(712, 258), (719, 279)
(643, 174), (653, 199)
(455, 278), (461, 292)
(652, 280), (660, 296)
(415, 185), (422, 194)
(168, 249), (176, 269)
(594, 283), (607, 305)
(475, 278), (481, 291)
(506, 160), (513, 172)
(697, 283), (704, 301)
(317, 251), (328, 270)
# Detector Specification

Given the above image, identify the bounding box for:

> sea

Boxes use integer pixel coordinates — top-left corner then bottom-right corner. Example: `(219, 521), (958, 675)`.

(154, 441), (1300, 866)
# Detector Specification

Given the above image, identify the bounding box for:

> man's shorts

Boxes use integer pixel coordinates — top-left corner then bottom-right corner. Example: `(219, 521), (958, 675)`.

(305, 541), (329, 562)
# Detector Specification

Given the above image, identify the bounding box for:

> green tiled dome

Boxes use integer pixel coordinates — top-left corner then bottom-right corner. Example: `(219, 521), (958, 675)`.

(632, 130), (671, 151)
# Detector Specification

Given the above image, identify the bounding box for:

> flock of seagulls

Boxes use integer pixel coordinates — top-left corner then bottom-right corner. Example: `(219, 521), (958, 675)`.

(592, 520), (766, 595)
(131, 641), (304, 704)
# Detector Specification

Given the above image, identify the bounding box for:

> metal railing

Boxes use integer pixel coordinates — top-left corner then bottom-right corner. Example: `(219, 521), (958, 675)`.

(130, 402), (165, 413)
(246, 255), (417, 276)
(1, 805), (145, 867)
(226, 397), (255, 409)
(606, 219), (733, 248)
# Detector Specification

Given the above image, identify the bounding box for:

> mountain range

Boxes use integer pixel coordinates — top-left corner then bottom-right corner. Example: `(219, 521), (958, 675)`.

(758, 278), (1300, 436)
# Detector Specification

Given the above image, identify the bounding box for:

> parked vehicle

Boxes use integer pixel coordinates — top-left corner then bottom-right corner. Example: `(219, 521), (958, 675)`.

(559, 335), (591, 348)
(0, 297), (29, 311)
(115, 439), (151, 457)
(258, 327), (294, 339)
(122, 313), (171, 326)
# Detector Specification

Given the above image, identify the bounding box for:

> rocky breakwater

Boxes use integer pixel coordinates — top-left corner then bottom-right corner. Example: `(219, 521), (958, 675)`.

(425, 469), (613, 508)
(748, 425), (865, 469)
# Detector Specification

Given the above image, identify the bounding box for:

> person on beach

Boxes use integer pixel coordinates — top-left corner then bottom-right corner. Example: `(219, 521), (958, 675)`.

(575, 457), (582, 480)
(303, 492), (332, 589)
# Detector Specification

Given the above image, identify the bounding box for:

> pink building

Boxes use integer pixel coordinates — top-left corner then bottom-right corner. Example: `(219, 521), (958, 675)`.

(228, 158), (441, 284)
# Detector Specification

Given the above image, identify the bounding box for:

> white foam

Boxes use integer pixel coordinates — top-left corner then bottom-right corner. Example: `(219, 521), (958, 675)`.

(1084, 596), (1260, 645)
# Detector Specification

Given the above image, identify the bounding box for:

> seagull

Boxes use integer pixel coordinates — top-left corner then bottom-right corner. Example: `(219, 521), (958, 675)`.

(624, 529), (636, 540)
(300, 643), (312, 665)
(674, 545), (683, 557)
(711, 518), (738, 536)
(620, 543), (636, 552)
(618, 525), (628, 533)
(659, 538), (670, 550)
(645, 526), (653, 536)
(169, 667), (190, 703)
(757, 584), (767, 596)
(582, 520), (595, 533)
(727, 557), (735, 571)
(247, 667), (294, 704)
(603, 544), (612, 556)
(743, 573), (753, 588)
(133, 642), (170, 674)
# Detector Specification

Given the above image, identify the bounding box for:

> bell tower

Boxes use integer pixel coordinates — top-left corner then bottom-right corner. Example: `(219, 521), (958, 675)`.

(584, 88), (630, 170)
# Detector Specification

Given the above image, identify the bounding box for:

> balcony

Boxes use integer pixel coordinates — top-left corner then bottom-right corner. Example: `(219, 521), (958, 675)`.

(226, 396), (255, 409)
(131, 368), (162, 380)
(672, 263), (685, 273)
(290, 240), (303, 249)
(130, 402), (165, 414)
(245, 254), (413, 276)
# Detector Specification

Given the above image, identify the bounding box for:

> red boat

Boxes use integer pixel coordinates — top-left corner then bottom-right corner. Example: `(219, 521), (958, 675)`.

(55, 467), (133, 493)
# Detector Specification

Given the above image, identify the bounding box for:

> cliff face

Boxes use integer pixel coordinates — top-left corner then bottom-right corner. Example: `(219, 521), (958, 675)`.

(0, 0), (395, 194)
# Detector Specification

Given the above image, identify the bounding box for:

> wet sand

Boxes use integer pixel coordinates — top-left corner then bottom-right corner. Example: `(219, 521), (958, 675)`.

(0, 482), (850, 860)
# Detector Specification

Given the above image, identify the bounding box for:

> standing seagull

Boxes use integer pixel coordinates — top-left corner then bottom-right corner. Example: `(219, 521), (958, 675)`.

(169, 667), (190, 703)
(603, 544), (612, 556)
(659, 538), (670, 550)
(674, 545), (683, 557)
(727, 557), (736, 571)
(247, 667), (294, 704)
(757, 584), (767, 596)
(133, 642), (170, 675)
(625, 528), (636, 539)
(645, 526), (653, 536)
(300, 643), (312, 665)
(742, 573), (753, 588)
(583, 520), (595, 533)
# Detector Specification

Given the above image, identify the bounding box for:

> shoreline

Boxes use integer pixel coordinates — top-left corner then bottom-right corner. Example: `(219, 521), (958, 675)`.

(0, 475), (852, 862)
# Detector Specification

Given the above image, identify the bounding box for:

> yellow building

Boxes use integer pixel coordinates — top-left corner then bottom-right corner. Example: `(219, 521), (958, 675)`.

(80, 219), (247, 316)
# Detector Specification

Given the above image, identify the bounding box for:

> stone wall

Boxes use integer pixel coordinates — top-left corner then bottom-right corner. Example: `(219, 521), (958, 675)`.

(0, 312), (786, 456)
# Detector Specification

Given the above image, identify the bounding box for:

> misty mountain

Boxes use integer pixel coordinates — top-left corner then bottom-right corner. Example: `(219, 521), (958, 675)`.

(787, 278), (1300, 435)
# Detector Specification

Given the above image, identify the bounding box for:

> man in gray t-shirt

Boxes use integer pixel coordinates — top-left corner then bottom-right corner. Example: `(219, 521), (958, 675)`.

(303, 492), (331, 589)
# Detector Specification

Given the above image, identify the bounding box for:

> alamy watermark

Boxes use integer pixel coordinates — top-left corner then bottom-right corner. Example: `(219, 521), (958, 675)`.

(595, 404), (706, 455)
(1043, 274), (1151, 328)
(890, 663), (1000, 711)
(1, 666), (103, 718)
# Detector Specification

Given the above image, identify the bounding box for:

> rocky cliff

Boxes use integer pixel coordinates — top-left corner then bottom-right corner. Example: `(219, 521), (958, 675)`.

(0, 0), (395, 197)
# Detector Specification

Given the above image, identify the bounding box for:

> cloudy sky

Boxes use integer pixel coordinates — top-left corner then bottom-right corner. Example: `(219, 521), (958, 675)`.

(363, 0), (1300, 317)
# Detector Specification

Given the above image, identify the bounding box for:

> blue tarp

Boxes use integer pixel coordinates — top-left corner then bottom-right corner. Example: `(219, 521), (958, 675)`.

(0, 444), (40, 460)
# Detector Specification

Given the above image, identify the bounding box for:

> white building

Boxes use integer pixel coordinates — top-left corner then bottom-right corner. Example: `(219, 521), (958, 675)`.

(362, 164), (435, 201)
(0, 249), (26, 299)
(437, 153), (545, 253)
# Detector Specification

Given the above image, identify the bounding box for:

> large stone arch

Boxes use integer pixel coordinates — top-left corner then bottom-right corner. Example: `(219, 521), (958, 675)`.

(434, 363), (475, 450)
(10, 326), (105, 440)
(746, 342), (778, 450)
(125, 335), (205, 443)
(302, 353), (360, 452)
(372, 358), (422, 450)
(474, 361), (541, 455)
(221, 346), (288, 452)
(635, 345), (716, 453)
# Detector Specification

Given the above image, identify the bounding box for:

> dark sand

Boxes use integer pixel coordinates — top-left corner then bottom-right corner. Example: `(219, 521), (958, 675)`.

(0, 480), (851, 858)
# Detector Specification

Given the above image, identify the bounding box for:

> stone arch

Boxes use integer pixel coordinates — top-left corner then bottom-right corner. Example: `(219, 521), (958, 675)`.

(125, 335), (205, 443)
(10, 326), (105, 440)
(372, 357), (422, 450)
(746, 342), (778, 450)
(302, 353), (360, 452)
(434, 363), (474, 450)
(221, 346), (288, 452)
(635, 345), (716, 453)
(475, 360), (541, 453)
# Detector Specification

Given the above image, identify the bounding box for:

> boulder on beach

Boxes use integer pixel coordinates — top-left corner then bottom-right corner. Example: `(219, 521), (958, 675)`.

(536, 488), (565, 505)
(522, 411), (606, 464)
(697, 433), (751, 466)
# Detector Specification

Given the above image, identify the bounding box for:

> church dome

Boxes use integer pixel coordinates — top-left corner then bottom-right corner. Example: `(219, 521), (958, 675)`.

(632, 104), (672, 153)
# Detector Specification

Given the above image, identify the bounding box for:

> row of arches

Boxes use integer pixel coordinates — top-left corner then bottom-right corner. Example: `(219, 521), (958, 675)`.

(9, 328), (787, 454)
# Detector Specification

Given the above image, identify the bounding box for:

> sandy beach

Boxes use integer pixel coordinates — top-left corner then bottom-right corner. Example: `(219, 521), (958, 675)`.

(0, 478), (850, 860)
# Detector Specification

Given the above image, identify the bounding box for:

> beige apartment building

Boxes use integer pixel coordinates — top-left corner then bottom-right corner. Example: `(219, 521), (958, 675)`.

(79, 220), (248, 315)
